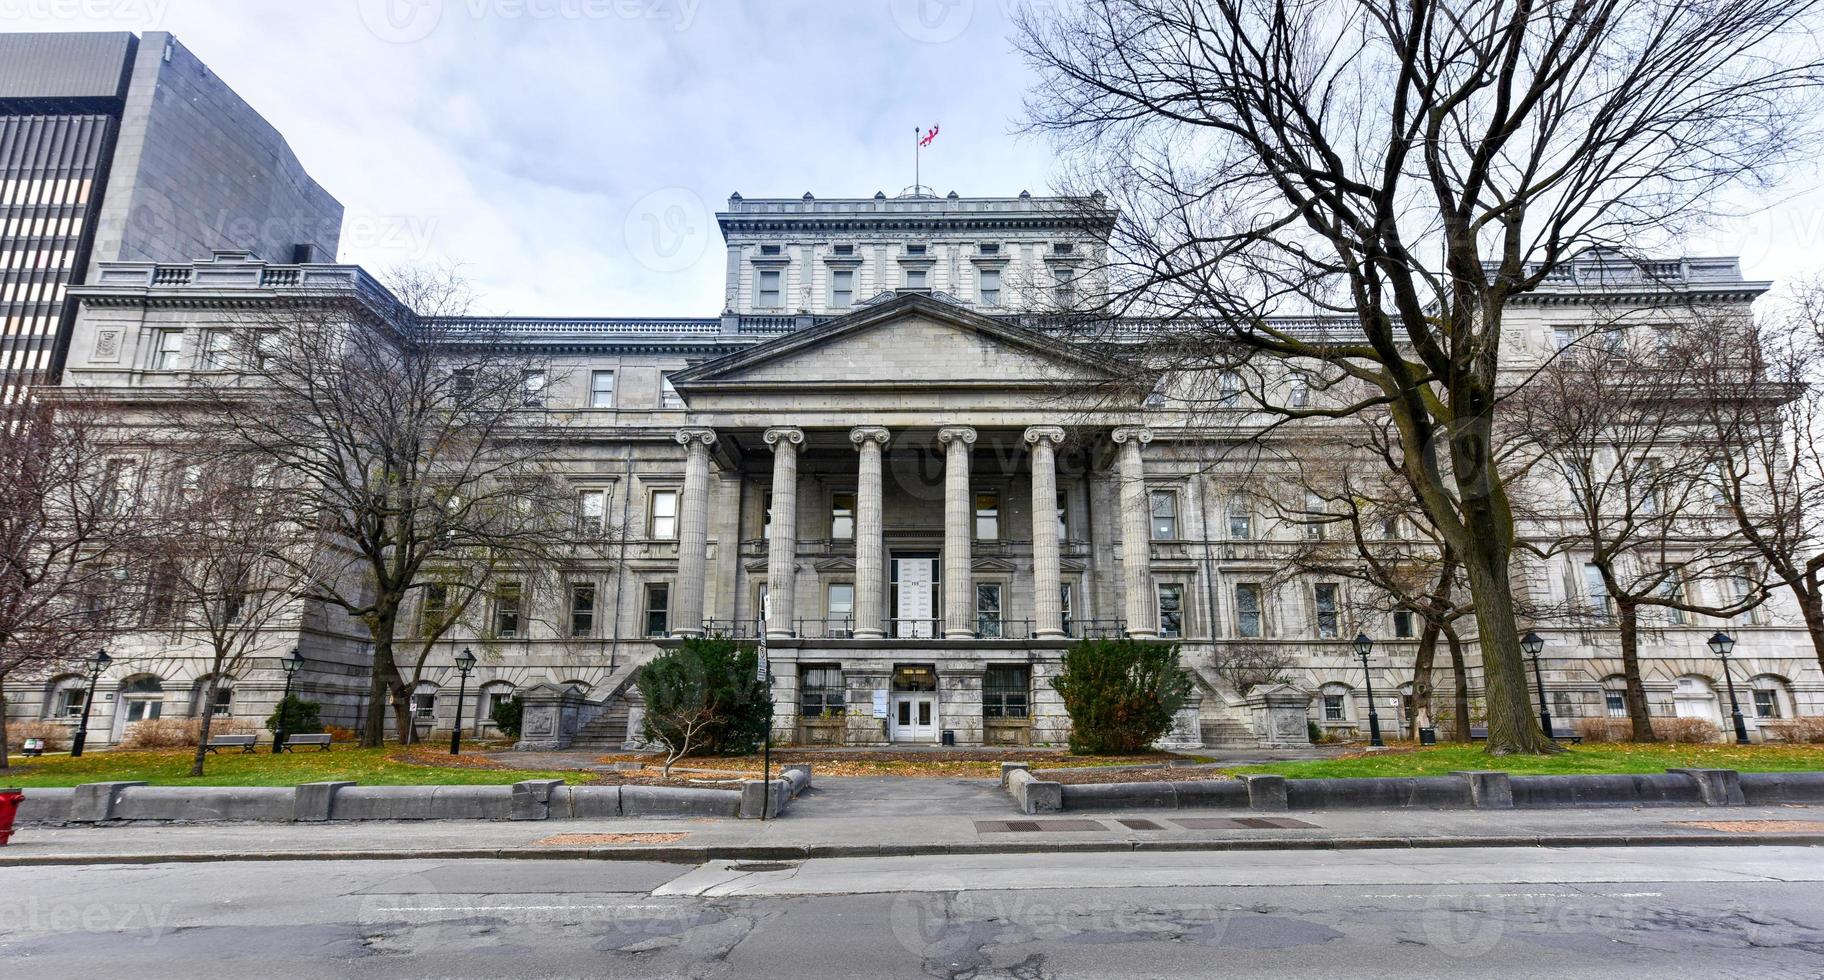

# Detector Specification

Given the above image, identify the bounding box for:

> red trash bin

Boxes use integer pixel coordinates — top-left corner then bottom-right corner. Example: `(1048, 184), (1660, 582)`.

(0, 789), (22, 846)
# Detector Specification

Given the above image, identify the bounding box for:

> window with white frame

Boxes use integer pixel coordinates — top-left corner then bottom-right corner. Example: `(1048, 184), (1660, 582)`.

(1393, 609), (1415, 638)
(978, 267), (1001, 306)
(976, 583), (1003, 638)
(46, 676), (87, 718)
(569, 581), (597, 638)
(904, 266), (928, 289)
(974, 490), (1000, 540)
(1218, 371), (1241, 406)
(983, 665), (1030, 719)
(1321, 684), (1351, 722)
(1228, 496), (1252, 539)
(649, 489), (679, 539)
(830, 268), (855, 308)
(1235, 583), (1263, 638)
(1752, 676), (1790, 719)
(1056, 488), (1069, 541)
(1305, 492), (1327, 540)
(830, 490), (856, 540)
(1602, 677), (1628, 718)
(1552, 326), (1578, 350)
(1289, 383), (1309, 408)
(153, 329), (185, 370)
(520, 370), (547, 408)
(200, 330), (231, 370)
(801, 665), (846, 717)
(411, 685), (438, 723)
(589, 370), (615, 408)
(1584, 563), (1612, 620)
(757, 269), (782, 308)
(1150, 489), (1179, 540)
(659, 373), (684, 409)
(1730, 572), (1765, 624)
(577, 489), (607, 534)
(644, 582), (671, 636)
(1313, 582), (1340, 638)
(827, 582), (855, 633)
(493, 581), (523, 638)
(1157, 583), (1184, 638)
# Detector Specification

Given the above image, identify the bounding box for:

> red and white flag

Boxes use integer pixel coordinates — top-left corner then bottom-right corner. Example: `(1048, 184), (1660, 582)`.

(918, 124), (940, 147)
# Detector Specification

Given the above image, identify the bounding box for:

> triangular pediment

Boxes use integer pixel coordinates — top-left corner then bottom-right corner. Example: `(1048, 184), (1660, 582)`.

(671, 293), (1123, 391)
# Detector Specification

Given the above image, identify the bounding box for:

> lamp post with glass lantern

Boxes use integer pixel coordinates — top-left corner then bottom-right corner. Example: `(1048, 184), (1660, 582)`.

(450, 647), (477, 755)
(1521, 631), (1554, 739)
(1708, 631), (1751, 745)
(1353, 632), (1384, 747)
(69, 649), (111, 758)
(272, 648), (303, 753)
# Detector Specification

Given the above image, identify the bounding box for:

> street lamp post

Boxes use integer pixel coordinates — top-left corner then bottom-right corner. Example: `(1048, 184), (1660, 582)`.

(450, 647), (477, 755)
(1353, 632), (1384, 748)
(1708, 631), (1751, 746)
(272, 648), (303, 754)
(69, 649), (111, 758)
(1521, 631), (1554, 739)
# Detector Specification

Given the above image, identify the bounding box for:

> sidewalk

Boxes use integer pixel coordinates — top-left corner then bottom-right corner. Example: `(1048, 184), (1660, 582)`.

(4, 779), (1821, 866)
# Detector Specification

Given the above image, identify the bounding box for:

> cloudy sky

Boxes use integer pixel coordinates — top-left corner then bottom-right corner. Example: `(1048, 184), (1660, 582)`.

(8, 1), (1823, 315)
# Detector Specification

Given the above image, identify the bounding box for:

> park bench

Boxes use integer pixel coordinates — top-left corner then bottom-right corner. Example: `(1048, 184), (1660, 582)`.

(21, 738), (45, 757)
(1467, 726), (1583, 744)
(277, 733), (333, 752)
(203, 734), (258, 754)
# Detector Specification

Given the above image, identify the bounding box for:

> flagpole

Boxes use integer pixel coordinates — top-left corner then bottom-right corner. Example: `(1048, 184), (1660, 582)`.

(914, 126), (920, 194)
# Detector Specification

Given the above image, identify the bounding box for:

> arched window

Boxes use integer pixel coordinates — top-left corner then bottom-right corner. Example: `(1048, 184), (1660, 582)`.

(42, 674), (88, 719)
(189, 676), (234, 718)
(409, 682), (439, 725)
(1750, 675), (1795, 721)
(1319, 682), (1354, 724)
(478, 681), (516, 733)
(1599, 675), (1629, 718)
(118, 675), (165, 724)
(1672, 674), (1721, 725)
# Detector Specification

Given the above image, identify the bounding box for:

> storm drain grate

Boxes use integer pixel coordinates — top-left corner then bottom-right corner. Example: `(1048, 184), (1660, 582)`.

(974, 819), (1111, 833)
(1117, 818), (1165, 831)
(1170, 817), (1319, 831)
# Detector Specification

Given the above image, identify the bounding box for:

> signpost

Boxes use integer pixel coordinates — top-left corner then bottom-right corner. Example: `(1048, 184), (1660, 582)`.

(757, 633), (772, 821)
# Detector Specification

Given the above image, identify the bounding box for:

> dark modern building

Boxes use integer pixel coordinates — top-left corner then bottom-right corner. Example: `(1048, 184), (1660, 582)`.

(0, 30), (341, 386)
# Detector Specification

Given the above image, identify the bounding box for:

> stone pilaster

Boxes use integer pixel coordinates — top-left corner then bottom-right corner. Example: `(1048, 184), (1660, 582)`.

(1024, 426), (1067, 639)
(763, 426), (804, 638)
(850, 426), (891, 638)
(671, 428), (718, 637)
(938, 426), (977, 639)
(1112, 426), (1157, 638)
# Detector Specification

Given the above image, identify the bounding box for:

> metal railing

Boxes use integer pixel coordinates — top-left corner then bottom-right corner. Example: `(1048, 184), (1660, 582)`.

(696, 617), (1130, 641)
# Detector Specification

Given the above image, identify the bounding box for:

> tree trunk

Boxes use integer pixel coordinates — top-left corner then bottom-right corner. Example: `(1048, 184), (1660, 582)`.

(1409, 616), (1440, 739)
(390, 681), (416, 747)
(1446, 628), (1472, 743)
(1458, 539), (1559, 754)
(363, 613), (398, 747)
(1797, 585), (1824, 683)
(1617, 600), (1657, 743)
(190, 673), (222, 777)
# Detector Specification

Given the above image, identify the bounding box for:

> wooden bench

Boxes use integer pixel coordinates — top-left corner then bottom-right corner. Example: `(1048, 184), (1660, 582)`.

(277, 733), (333, 752)
(204, 734), (258, 754)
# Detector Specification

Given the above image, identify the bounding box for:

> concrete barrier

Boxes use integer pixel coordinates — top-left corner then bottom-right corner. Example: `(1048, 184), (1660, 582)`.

(329, 785), (515, 821)
(621, 785), (741, 819)
(1669, 768), (1745, 806)
(110, 786), (296, 823)
(1006, 768), (1063, 814)
(1740, 771), (1824, 805)
(69, 782), (146, 823)
(560, 785), (623, 819)
(294, 782), (353, 822)
(1172, 779), (1251, 810)
(511, 779), (567, 821)
(1510, 773), (1703, 808)
(1285, 776), (1472, 810)
(14, 787), (74, 824)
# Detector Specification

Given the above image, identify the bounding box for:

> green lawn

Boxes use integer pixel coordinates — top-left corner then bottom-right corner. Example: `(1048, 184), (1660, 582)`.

(1227, 743), (1824, 779)
(0, 747), (589, 788)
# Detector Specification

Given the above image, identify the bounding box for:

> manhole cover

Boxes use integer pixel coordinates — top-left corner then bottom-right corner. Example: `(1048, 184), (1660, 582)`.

(726, 861), (799, 872)
(1674, 820), (1824, 833)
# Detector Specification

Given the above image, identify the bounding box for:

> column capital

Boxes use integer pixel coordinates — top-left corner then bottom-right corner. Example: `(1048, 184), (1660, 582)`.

(1023, 425), (1066, 448)
(763, 426), (805, 449)
(674, 427), (718, 450)
(849, 426), (891, 449)
(936, 425), (977, 447)
(1111, 426), (1153, 446)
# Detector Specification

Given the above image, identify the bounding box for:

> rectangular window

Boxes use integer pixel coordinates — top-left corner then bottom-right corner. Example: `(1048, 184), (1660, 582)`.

(757, 269), (782, 307)
(494, 582), (523, 639)
(1228, 498), (1252, 540)
(254, 331), (280, 369)
(1584, 563), (1611, 620)
(1235, 583), (1263, 638)
(831, 268), (854, 307)
(589, 370), (615, 408)
(1393, 610), (1415, 638)
(979, 267), (1001, 306)
(904, 267), (928, 289)
(577, 489), (606, 534)
(1150, 490), (1178, 540)
(201, 330), (231, 370)
(1061, 583), (1074, 636)
(154, 329), (185, 370)
(660, 373), (684, 409)
(55, 686), (87, 718)
(1553, 327), (1577, 350)
(974, 490), (1000, 540)
(1660, 577), (1687, 625)
(1605, 691), (1627, 718)
(1313, 583), (1339, 638)
(1289, 383), (1309, 408)
(976, 583), (1003, 638)
(1158, 583), (1184, 638)
(1219, 371), (1241, 406)
(1754, 689), (1781, 719)
(1056, 488), (1069, 541)
(983, 665), (1030, 719)
(801, 665), (846, 717)
(830, 491), (856, 540)
(569, 581), (597, 637)
(520, 370), (547, 408)
(419, 583), (449, 636)
(411, 690), (437, 722)
(827, 582), (855, 632)
(906, 244), (928, 256)
(1323, 694), (1346, 722)
(833, 244), (854, 256)
(644, 583), (671, 637)
(649, 490), (679, 539)
(1305, 492), (1327, 540)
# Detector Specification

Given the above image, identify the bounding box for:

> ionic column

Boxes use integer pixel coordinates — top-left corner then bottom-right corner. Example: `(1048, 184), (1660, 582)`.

(671, 427), (718, 637)
(850, 426), (891, 638)
(1025, 426), (1067, 639)
(763, 427), (804, 638)
(938, 426), (977, 639)
(1112, 426), (1157, 638)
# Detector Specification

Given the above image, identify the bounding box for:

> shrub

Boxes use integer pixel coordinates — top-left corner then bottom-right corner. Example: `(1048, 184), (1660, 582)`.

(1652, 717), (1723, 744)
(1050, 638), (1193, 755)
(6, 720), (71, 752)
(635, 636), (772, 760)
(1307, 719), (1322, 745)
(1760, 717), (1824, 744)
(1574, 718), (1633, 744)
(118, 718), (261, 749)
(323, 725), (359, 743)
(264, 695), (324, 736)
(490, 695), (524, 739)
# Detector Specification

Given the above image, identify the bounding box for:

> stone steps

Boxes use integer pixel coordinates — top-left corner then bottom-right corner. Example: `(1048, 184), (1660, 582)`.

(567, 700), (632, 751)
(1200, 718), (1259, 748)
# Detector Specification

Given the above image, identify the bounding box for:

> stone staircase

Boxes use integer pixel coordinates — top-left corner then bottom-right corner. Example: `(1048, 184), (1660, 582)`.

(1200, 718), (1259, 748)
(568, 698), (632, 752)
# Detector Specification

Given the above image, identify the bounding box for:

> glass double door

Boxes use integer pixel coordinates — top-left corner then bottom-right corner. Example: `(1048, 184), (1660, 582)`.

(890, 694), (937, 742)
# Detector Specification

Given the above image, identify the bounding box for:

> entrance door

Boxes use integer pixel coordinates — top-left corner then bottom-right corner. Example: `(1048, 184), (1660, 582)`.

(890, 693), (938, 742)
(892, 554), (938, 638)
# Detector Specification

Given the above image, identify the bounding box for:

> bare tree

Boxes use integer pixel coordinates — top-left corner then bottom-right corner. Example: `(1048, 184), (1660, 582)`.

(1209, 641), (1297, 695)
(1017, 0), (1823, 752)
(148, 458), (314, 774)
(1514, 327), (1765, 740)
(1686, 280), (1824, 676)
(186, 267), (570, 747)
(0, 393), (145, 768)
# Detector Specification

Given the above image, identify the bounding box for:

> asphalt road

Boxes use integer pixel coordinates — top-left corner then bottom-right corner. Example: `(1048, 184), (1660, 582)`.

(4, 846), (1823, 979)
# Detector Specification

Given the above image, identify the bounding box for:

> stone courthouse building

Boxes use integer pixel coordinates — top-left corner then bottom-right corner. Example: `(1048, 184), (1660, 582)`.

(15, 190), (1823, 750)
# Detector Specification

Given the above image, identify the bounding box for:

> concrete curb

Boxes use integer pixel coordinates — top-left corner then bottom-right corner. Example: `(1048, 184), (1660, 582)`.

(3, 832), (1821, 868)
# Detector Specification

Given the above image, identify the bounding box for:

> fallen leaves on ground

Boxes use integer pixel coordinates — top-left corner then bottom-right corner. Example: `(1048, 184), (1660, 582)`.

(531, 833), (691, 845)
(588, 749), (1186, 779)
(1041, 766), (1233, 785)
